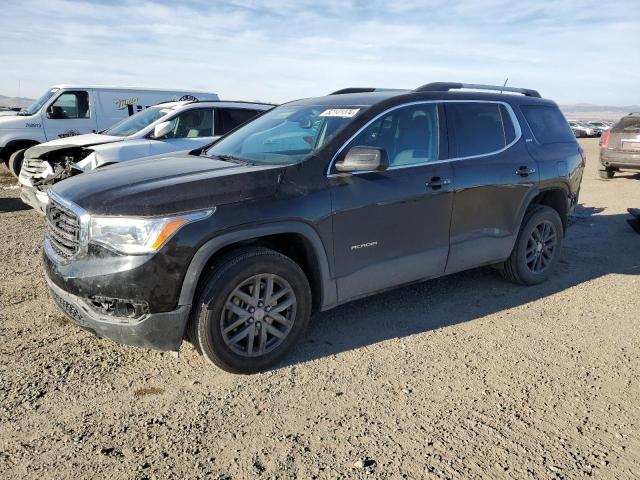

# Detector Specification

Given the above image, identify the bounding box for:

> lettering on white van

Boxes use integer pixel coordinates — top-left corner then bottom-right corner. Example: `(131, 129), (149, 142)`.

(26, 123), (41, 128)
(58, 130), (81, 138)
(350, 241), (378, 251)
(114, 97), (140, 110)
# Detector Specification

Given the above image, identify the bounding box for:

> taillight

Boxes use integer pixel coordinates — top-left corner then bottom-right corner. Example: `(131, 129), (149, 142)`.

(600, 130), (610, 148)
(578, 145), (586, 167)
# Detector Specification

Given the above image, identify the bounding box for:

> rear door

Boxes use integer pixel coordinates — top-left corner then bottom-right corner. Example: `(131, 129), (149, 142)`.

(329, 102), (453, 302)
(42, 89), (98, 140)
(445, 101), (538, 273)
(607, 116), (640, 153)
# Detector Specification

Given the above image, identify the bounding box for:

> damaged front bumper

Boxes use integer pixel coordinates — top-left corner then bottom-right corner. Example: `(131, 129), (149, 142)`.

(42, 234), (192, 351)
(20, 185), (49, 215)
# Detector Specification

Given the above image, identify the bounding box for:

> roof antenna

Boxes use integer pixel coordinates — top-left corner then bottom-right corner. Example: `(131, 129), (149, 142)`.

(500, 78), (508, 94)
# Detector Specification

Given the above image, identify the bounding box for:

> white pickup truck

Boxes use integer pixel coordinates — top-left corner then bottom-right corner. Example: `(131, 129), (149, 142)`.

(18, 100), (274, 213)
(1, 85), (219, 174)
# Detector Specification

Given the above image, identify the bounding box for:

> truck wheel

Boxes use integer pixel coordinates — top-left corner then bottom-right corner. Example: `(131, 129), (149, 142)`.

(501, 204), (564, 286)
(598, 168), (615, 180)
(188, 247), (312, 374)
(8, 148), (26, 177)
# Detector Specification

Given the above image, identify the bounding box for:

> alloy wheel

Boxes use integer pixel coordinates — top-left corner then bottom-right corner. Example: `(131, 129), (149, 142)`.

(220, 274), (297, 357)
(525, 220), (557, 274)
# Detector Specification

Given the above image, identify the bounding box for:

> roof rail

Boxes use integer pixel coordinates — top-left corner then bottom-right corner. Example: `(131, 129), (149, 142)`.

(414, 82), (541, 98)
(329, 87), (407, 95)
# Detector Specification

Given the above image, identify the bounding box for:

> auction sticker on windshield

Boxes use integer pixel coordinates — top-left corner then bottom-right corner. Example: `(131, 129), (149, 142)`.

(320, 108), (360, 118)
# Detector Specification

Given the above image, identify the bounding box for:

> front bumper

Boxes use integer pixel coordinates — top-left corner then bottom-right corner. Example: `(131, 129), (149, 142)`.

(46, 270), (190, 351)
(20, 185), (48, 215)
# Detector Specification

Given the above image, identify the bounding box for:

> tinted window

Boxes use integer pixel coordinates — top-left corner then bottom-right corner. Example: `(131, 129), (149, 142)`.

(499, 104), (516, 144)
(521, 105), (575, 144)
(216, 108), (261, 135)
(50, 91), (90, 119)
(349, 104), (439, 167)
(447, 103), (506, 157)
(614, 116), (640, 132)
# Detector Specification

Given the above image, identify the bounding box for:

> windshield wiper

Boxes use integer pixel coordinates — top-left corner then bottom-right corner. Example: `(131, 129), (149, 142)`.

(214, 154), (253, 166)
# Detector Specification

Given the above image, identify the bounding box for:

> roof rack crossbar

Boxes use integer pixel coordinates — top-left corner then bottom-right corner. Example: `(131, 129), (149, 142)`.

(414, 82), (541, 98)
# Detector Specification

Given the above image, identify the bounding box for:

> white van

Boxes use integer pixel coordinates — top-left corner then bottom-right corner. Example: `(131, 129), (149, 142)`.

(0, 85), (219, 173)
(18, 100), (274, 213)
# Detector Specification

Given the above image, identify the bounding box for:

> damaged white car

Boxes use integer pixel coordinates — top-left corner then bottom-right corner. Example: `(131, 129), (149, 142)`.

(19, 100), (274, 213)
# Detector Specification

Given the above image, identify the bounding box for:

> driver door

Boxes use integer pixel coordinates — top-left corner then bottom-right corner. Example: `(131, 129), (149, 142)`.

(329, 103), (453, 302)
(149, 108), (216, 155)
(42, 90), (98, 140)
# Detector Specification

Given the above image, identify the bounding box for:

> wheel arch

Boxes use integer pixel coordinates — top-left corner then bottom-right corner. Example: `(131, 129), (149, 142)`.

(178, 222), (337, 313)
(2, 139), (40, 161)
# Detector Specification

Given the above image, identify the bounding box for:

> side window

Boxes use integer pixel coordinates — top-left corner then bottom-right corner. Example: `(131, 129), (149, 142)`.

(216, 108), (261, 135)
(499, 104), (516, 144)
(49, 91), (90, 119)
(520, 105), (576, 144)
(164, 109), (213, 139)
(447, 103), (507, 157)
(349, 104), (439, 167)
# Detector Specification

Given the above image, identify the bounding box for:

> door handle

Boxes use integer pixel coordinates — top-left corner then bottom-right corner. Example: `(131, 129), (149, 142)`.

(515, 166), (536, 177)
(426, 176), (451, 190)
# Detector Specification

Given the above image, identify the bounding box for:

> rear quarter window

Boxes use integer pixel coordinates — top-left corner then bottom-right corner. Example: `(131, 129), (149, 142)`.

(521, 105), (575, 144)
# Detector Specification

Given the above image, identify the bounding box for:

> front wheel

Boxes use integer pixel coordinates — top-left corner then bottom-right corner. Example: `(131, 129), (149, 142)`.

(8, 148), (26, 177)
(188, 247), (312, 374)
(501, 205), (564, 285)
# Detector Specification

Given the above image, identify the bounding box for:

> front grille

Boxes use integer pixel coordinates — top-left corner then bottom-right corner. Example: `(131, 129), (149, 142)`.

(21, 158), (47, 179)
(46, 199), (80, 259)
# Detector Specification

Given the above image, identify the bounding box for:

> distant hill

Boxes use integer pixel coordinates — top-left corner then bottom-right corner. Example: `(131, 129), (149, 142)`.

(0, 94), (35, 110)
(560, 104), (639, 122)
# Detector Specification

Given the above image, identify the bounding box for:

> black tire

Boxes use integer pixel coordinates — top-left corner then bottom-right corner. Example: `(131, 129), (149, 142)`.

(8, 148), (26, 177)
(598, 168), (615, 180)
(188, 247), (312, 374)
(501, 204), (564, 285)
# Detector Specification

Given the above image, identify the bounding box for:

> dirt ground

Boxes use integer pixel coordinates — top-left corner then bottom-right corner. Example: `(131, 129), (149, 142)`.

(1, 138), (639, 479)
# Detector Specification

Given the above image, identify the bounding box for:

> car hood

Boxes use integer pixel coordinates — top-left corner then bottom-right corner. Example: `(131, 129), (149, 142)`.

(51, 153), (286, 216)
(26, 133), (124, 157)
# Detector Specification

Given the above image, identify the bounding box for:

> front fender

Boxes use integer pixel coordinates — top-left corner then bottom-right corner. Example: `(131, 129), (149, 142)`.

(177, 221), (338, 311)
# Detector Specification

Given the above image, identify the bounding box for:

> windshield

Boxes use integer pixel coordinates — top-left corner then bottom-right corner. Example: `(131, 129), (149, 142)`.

(18, 88), (59, 116)
(205, 104), (365, 165)
(104, 106), (174, 137)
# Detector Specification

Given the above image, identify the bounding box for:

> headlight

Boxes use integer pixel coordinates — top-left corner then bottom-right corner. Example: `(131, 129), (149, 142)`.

(88, 209), (214, 254)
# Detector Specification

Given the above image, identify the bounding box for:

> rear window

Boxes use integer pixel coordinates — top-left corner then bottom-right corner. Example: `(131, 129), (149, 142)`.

(447, 103), (513, 157)
(614, 116), (640, 132)
(521, 105), (575, 144)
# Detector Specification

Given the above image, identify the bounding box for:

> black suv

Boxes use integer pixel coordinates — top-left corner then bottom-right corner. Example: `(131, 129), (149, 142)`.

(43, 82), (584, 373)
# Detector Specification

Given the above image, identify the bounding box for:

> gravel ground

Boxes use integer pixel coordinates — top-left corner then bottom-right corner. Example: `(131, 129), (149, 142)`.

(1, 138), (639, 479)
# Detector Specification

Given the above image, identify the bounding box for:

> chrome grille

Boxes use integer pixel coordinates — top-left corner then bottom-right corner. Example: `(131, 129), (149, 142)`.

(46, 199), (80, 259)
(21, 158), (47, 179)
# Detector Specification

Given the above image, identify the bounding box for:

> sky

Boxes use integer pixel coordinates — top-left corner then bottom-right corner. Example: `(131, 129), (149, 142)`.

(1, 0), (639, 105)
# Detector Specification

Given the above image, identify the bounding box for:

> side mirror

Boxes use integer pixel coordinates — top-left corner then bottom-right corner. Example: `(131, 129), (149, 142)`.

(334, 146), (389, 173)
(152, 121), (173, 139)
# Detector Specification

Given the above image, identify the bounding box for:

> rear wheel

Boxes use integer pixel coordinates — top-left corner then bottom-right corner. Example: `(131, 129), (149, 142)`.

(188, 247), (312, 374)
(501, 205), (563, 285)
(598, 168), (615, 180)
(8, 148), (26, 177)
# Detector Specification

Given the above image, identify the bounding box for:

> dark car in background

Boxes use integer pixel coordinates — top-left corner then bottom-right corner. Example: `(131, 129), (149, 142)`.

(42, 82), (585, 373)
(599, 113), (640, 179)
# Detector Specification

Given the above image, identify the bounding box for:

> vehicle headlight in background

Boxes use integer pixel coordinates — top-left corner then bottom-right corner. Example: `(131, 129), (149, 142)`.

(88, 209), (214, 254)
